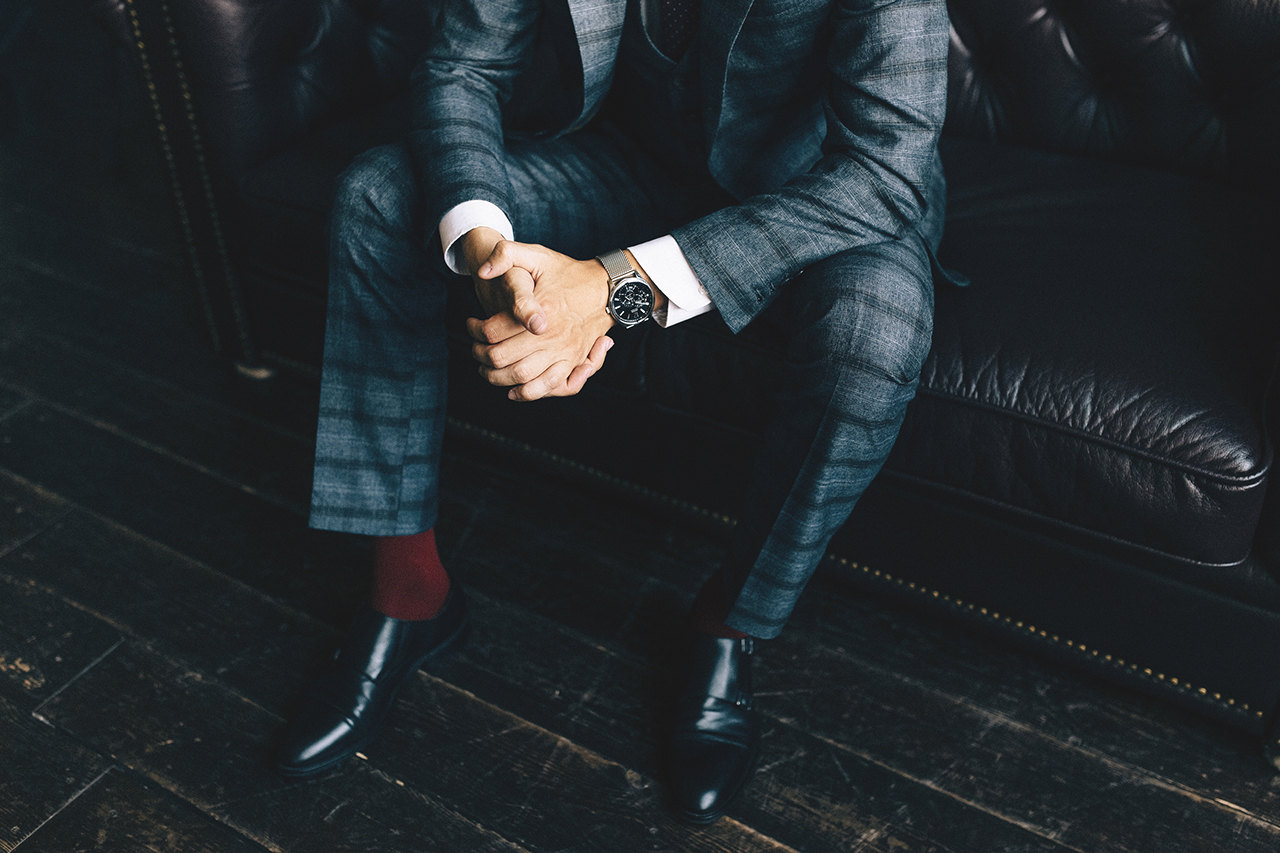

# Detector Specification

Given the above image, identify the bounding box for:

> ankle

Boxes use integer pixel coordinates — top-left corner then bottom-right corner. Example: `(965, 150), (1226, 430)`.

(370, 530), (452, 621)
(689, 570), (750, 640)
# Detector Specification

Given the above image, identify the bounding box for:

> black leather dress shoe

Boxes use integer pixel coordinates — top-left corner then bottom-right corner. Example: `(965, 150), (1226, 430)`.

(276, 587), (469, 778)
(667, 634), (760, 824)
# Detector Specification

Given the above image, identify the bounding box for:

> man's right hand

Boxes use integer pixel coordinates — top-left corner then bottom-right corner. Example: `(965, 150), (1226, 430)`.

(461, 226), (547, 335)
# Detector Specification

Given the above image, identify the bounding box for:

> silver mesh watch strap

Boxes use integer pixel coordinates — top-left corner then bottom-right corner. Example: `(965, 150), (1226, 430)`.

(596, 248), (635, 282)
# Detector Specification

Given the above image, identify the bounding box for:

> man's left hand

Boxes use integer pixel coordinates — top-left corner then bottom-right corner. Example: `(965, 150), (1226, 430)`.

(468, 240), (617, 401)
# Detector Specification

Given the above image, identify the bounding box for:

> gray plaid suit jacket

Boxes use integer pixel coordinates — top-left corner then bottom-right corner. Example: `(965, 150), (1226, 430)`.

(410, 0), (950, 333)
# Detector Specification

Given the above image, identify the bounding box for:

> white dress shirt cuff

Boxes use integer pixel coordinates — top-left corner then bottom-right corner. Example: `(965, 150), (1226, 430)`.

(439, 200), (515, 275)
(627, 235), (713, 327)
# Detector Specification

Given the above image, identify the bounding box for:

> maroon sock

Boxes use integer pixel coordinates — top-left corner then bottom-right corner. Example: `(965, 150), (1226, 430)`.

(369, 530), (452, 621)
(690, 570), (750, 640)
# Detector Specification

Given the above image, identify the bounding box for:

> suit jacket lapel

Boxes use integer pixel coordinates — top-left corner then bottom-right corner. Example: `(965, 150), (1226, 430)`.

(563, 0), (627, 129)
(698, 0), (754, 155)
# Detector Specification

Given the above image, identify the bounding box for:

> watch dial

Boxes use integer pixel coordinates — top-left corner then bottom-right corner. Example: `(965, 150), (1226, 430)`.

(612, 279), (654, 323)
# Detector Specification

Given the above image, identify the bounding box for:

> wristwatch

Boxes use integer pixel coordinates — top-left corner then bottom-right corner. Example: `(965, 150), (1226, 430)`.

(596, 249), (655, 328)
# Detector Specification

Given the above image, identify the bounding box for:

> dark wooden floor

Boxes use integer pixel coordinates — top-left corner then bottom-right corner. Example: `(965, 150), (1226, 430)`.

(4, 3), (1280, 852)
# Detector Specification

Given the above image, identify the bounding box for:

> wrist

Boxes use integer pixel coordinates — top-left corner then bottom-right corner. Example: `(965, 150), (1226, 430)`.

(597, 249), (657, 328)
(622, 249), (667, 314)
(462, 226), (505, 276)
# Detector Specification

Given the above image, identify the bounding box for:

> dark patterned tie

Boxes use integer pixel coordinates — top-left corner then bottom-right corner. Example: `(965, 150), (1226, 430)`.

(658, 0), (699, 59)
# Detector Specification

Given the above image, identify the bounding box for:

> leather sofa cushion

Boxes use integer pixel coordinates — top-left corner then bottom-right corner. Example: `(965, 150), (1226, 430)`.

(897, 138), (1276, 567)
(635, 138), (1276, 569)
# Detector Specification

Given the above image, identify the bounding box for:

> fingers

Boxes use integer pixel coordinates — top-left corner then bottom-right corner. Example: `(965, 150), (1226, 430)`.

(477, 242), (547, 334)
(471, 334), (528, 369)
(467, 313), (524, 345)
(554, 335), (613, 398)
(517, 335), (615, 402)
(477, 345), (554, 387)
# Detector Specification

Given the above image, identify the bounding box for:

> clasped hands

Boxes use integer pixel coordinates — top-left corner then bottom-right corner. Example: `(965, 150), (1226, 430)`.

(462, 226), (622, 402)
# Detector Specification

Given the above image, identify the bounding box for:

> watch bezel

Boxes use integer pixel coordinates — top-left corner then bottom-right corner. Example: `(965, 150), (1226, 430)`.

(607, 275), (655, 327)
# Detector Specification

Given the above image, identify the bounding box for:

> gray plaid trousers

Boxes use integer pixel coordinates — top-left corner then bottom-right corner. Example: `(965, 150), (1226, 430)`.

(310, 133), (933, 638)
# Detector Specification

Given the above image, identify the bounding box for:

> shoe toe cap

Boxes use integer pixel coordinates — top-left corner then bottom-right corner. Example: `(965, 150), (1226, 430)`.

(276, 707), (358, 776)
(668, 737), (757, 823)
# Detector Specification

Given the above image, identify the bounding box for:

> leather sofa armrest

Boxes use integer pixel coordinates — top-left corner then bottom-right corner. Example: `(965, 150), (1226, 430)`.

(92, 0), (435, 181)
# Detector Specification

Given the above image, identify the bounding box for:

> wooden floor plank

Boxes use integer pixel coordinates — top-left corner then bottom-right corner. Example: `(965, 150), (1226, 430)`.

(430, 451), (1280, 830)
(0, 490), (332, 712)
(0, 202), (181, 301)
(417, 466), (1280, 849)
(773, 576), (1280, 821)
(0, 387), (26, 421)
(35, 634), (793, 853)
(6, 390), (1277, 849)
(0, 468), (67, 558)
(0, 406), (363, 622)
(0, 484), (1073, 853)
(13, 766), (267, 853)
(457, 595), (1079, 853)
(0, 570), (123, 712)
(0, 694), (113, 853)
(0, 266), (189, 385)
(757, 632), (1280, 852)
(0, 333), (314, 509)
(432, 586), (1280, 853)
(0, 475), (121, 712)
(33, 644), (533, 853)
(6, 379), (1279, 850)
(0, 263), (322, 440)
(0, 512), (529, 852)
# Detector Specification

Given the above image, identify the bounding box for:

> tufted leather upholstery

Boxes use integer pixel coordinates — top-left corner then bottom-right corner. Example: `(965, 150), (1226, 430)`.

(136, 0), (434, 177)
(945, 0), (1280, 188)
(912, 139), (1275, 567)
(94, 0), (1280, 185)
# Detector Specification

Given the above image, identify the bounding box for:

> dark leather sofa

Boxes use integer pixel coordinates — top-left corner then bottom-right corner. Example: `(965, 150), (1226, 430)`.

(97, 0), (1280, 759)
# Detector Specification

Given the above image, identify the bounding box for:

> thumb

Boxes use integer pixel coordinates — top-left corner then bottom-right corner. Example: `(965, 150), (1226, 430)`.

(505, 267), (547, 335)
(478, 241), (547, 335)
(476, 238), (540, 279)
(561, 335), (614, 396)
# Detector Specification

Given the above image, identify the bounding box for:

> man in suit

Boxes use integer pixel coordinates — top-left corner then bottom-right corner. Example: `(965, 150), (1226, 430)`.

(277, 0), (950, 823)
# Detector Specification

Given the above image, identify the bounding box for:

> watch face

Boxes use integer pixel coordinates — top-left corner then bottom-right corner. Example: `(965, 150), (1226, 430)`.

(610, 278), (654, 325)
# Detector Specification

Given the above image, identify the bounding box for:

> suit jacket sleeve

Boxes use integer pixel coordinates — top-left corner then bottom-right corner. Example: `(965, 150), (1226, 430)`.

(673, 0), (951, 333)
(409, 0), (542, 233)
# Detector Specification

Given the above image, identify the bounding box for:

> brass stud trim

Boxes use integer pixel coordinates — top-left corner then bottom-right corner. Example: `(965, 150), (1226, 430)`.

(122, 0), (221, 353)
(122, 0), (255, 360)
(824, 552), (1260, 719)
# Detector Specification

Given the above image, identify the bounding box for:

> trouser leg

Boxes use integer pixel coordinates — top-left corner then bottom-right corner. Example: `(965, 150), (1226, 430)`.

(309, 130), (705, 536)
(310, 143), (450, 536)
(310, 133), (933, 639)
(721, 237), (935, 639)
